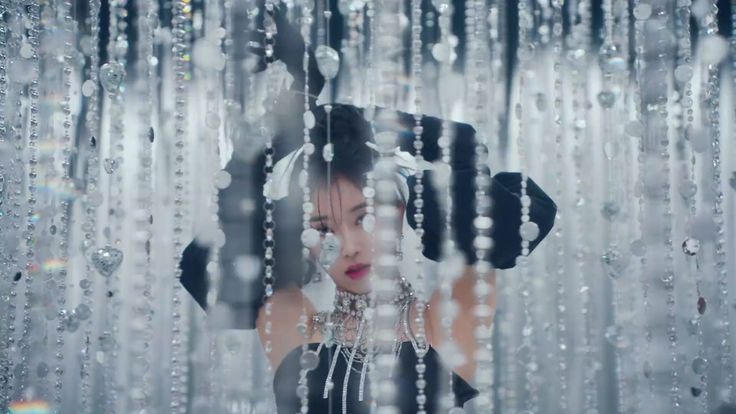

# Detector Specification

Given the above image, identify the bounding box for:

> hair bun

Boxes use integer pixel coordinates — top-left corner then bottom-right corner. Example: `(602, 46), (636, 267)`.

(304, 104), (375, 187)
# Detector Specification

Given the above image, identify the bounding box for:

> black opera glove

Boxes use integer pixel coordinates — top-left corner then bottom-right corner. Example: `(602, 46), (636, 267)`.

(406, 170), (558, 269)
(180, 240), (209, 310)
(392, 113), (558, 269)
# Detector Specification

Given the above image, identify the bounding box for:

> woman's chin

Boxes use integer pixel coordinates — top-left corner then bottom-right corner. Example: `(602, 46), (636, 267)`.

(336, 278), (372, 294)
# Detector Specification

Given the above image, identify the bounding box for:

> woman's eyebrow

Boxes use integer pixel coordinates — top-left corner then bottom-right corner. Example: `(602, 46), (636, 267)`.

(310, 202), (367, 223)
(349, 202), (367, 213)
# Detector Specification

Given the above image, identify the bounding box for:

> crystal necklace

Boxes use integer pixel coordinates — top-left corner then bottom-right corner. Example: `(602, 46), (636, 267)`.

(309, 276), (426, 411)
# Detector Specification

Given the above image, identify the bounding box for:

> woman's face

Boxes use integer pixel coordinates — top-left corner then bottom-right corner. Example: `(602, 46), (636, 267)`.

(309, 176), (404, 294)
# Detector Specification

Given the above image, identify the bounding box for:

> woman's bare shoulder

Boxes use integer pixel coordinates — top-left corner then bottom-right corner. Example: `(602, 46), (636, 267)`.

(256, 286), (317, 369)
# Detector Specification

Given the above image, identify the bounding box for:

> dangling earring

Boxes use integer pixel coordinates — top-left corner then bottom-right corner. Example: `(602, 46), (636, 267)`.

(312, 267), (322, 283)
(309, 258), (323, 283)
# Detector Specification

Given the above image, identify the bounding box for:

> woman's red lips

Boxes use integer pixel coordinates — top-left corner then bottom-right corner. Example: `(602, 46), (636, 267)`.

(346, 264), (370, 280)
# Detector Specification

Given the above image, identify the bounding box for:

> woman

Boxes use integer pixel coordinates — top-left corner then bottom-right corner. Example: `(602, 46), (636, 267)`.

(180, 4), (557, 412)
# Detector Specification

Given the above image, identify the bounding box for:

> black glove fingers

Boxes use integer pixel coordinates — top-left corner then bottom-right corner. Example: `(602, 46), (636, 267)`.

(247, 35), (266, 55)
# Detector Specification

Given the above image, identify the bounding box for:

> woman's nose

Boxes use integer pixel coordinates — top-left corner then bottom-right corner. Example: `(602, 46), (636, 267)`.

(340, 227), (360, 258)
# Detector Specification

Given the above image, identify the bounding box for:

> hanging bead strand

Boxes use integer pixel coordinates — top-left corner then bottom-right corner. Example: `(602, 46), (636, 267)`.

(629, 0), (655, 407)
(128, 0), (157, 411)
(650, 6), (681, 411)
(362, 0), (378, 408)
(469, 0), (495, 408)
(17, 0), (42, 395)
(515, 0), (539, 411)
(298, 1), (317, 412)
(169, 0), (192, 411)
(550, 1), (568, 412)
(430, 0), (458, 408)
(599, 0), (629, 412)
(372, 1), (403, 411)
(677, 0), (708, 408)
(704, 0), (733, 401)
(259, 0), (278, 395)
(2, 0), (22, 404)
(79, 0), (102, 409)
(52, 0), (76, 409)
(409, 0), (429, 410)
(100, 0), (128, 409)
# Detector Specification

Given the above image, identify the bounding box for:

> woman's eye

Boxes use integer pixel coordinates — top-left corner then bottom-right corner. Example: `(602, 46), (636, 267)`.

(318, 226), (331, 235)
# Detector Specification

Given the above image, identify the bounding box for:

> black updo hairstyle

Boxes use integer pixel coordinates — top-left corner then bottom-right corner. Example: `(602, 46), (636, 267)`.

(287, 104), (376, 207)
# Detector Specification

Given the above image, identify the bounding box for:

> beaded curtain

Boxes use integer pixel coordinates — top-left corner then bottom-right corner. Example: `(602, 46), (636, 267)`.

(0, 0), (734, 413)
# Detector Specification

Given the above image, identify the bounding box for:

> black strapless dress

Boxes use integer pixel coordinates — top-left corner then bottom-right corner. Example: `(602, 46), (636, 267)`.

(273, 342), (478, 413)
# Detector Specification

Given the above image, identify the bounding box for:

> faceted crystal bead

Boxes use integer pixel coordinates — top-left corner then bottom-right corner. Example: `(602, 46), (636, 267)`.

(700, 35), (729, 65)
(114, 38), (129, 59)
(103, 158), (118, 174)
(314, 45), (340, 80)
(303, 110), (316, 129)
(674, 65), (693, 83)
(81, 80), (96, 97)
(431, 43), (451, 62)
(519, 221), (539, 242)
(63, 311), (79, 333)
(91, 245), (124, 277)
(296, 322), (308, 337)
(296, 384), (309, 399)
(99, 62), (125, 93)
(75, 304), (92, 321)
(299, 350), (319, 371)
(601, 201), (620, 221)
(629, 239), (646, 257)
(598, 43), (626, 73)
(361, 214), (375, 233)
(691, 357), (708, 374)
(18, 42), (32, 59)
(319, 233), (340, 269)
(601, 247), (628, 280)
(697, 297), (706, 315)
(80, 36), (96, 56)
(214, 170), (232, 189)
(322, 143), (334, 162)
(681, 237), (700, 256)
(597, 90), (616, 109)
(301, 229), (320, 248)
